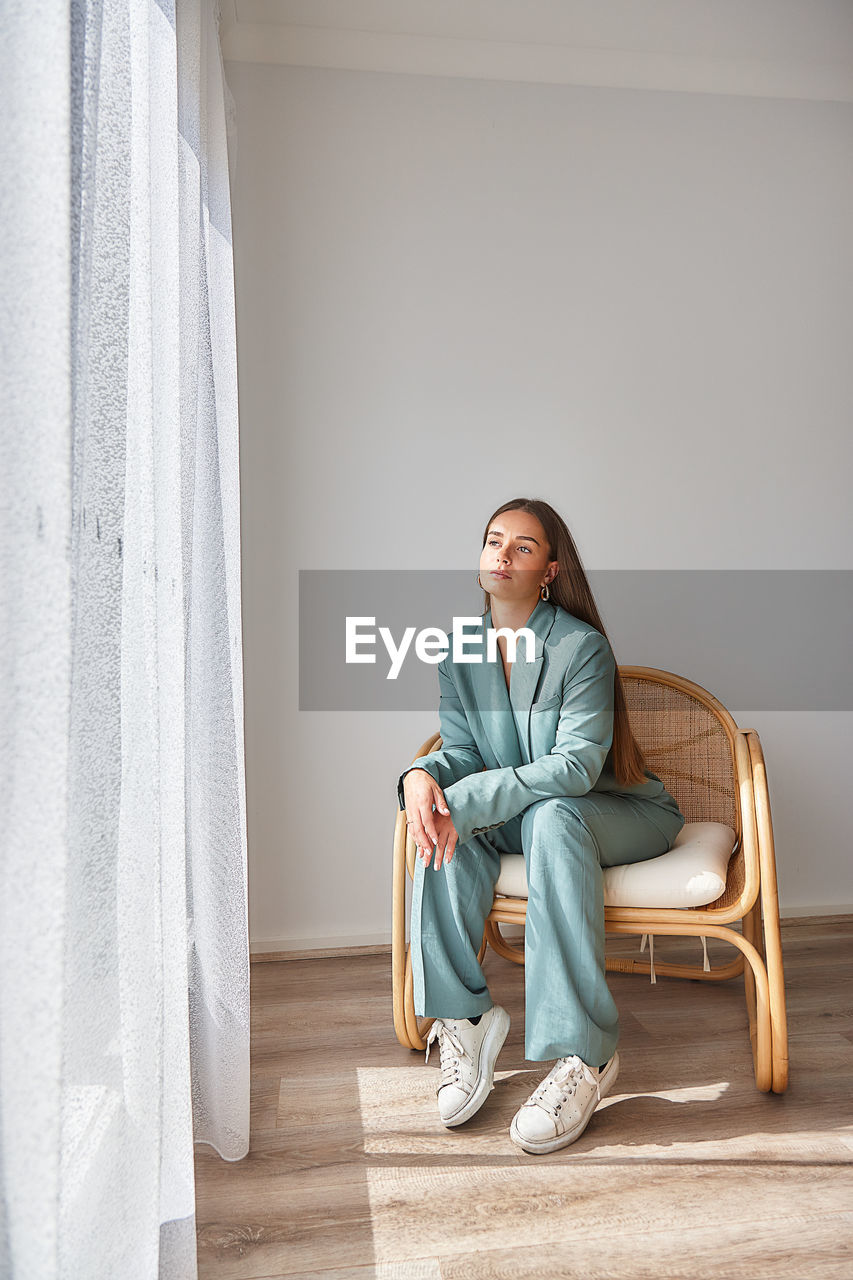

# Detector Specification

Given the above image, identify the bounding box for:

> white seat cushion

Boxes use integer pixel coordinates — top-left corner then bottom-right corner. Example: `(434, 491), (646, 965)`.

(493, 821), (737, 909)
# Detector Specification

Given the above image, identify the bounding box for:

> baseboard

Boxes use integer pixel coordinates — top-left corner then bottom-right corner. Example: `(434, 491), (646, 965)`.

(250, 905), (853, 962)
(251, 932), (392, 962)
(252, 943), (392, 962)
(780, 904), (853, 918)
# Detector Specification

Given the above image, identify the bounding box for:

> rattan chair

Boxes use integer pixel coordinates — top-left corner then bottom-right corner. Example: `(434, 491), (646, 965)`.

(392, 666), (789, 1094)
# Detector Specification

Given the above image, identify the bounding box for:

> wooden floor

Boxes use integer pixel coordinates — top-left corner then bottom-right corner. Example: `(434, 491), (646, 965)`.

(194, 918), (853, 1280)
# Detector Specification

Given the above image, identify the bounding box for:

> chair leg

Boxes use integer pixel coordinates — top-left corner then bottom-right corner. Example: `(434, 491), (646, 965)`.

(699, 919), (774, 1093)
(607, 921), (774, 1091)
(477, 928), (488, 966)
(746, 730), (789, 1094)
(403, 945), (432, 1052)
(741, 897), (762, 1026)
(764, 899), (789, 1093)
(484, 918), (525, 964)
(730, 930), (774, 1094)
(740, 934), (766, 1090)
(392, 810), (415, 1048)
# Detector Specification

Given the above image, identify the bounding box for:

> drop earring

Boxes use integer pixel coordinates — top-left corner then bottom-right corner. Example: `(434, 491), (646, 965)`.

(540, 581), (550, 600)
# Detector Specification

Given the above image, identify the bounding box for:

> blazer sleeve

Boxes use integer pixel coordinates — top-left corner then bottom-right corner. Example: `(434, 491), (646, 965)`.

(397, 657), (487, 810)
(439, 630), (616, 845)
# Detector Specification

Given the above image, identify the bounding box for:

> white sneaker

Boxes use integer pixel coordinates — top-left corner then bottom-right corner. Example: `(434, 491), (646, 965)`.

(509, 1051), (620, 1154)
(424, 1004), (511, 1127)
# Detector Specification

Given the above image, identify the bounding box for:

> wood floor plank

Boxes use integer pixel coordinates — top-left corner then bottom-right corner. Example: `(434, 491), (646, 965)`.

(196, 1165), (853, 1278)
(248, 1262), (442, 1280)
(250, 1078), (282, 1131)
(195, 917), (853, 1280)
(438, 1214), (853, 1280)
(363, 1165), (853, 1263)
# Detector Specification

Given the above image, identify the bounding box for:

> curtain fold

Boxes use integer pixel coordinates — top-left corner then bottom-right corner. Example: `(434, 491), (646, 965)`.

(1, 1), (250, 1276)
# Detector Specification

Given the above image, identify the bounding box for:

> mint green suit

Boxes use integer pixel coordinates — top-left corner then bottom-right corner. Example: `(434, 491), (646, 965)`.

(397, 597), (685, 1066)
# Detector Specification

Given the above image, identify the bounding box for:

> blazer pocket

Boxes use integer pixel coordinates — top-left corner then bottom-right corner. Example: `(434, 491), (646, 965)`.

(530, 693), (561, 714)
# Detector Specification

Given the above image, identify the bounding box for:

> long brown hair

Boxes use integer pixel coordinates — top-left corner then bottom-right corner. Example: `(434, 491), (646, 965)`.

(480, 497), (648, 787)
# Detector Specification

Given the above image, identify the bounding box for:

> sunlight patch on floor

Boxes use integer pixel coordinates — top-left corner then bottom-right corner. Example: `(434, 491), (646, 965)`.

(374, 1259), (442, 1279)
(601, 1079), (731, 1105)
(355, 1065), (732, 1155)
(351, 1065), (851, 1268)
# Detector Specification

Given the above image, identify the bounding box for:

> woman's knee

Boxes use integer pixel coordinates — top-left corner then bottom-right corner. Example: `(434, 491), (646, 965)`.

(520, 796), (596, 865)
(521, 795), (587, 836)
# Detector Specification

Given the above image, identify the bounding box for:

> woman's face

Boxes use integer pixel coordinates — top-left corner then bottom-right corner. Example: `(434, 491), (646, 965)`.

(479, 510), (559, 608)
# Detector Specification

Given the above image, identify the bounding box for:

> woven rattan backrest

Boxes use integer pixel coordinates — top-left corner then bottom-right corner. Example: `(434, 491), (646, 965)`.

(620, 673), (739, 835)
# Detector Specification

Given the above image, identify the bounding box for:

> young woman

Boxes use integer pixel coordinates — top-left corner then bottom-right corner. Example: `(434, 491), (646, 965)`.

(398, 497), (686, 1154)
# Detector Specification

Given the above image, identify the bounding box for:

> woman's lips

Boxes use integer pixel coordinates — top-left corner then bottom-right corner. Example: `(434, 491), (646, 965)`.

(490, 571), (511, 579)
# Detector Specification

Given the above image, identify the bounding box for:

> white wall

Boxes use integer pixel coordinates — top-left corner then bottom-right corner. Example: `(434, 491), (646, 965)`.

(224, 51), (853, 950)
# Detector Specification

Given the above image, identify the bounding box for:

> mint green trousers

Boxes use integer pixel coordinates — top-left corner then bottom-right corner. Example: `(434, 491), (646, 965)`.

(411, 792), (685, 1066)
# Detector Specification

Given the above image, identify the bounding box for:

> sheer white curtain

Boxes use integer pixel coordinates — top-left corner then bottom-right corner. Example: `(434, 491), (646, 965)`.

(0, 1), (250, 1276)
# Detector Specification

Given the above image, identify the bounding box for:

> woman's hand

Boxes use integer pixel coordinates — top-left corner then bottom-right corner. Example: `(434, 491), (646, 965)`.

(426, 810), (460, 871)
(403, 769), (460, 871)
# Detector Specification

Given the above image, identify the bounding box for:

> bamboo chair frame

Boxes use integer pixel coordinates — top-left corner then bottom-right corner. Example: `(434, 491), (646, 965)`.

(392, 666), (789, 1094)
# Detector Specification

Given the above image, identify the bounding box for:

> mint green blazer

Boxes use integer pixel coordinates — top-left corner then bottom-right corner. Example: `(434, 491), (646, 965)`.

(397, 596), (680, 847)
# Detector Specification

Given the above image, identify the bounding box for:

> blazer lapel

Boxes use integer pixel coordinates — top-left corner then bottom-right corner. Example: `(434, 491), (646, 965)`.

(483, 598), (556, 763)
(469, 636), (522, 769)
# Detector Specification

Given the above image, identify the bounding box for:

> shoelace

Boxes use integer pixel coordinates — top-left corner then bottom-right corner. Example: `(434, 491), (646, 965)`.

(425, 1019), (468, 1090)
(527, 1054), (601, 1116)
